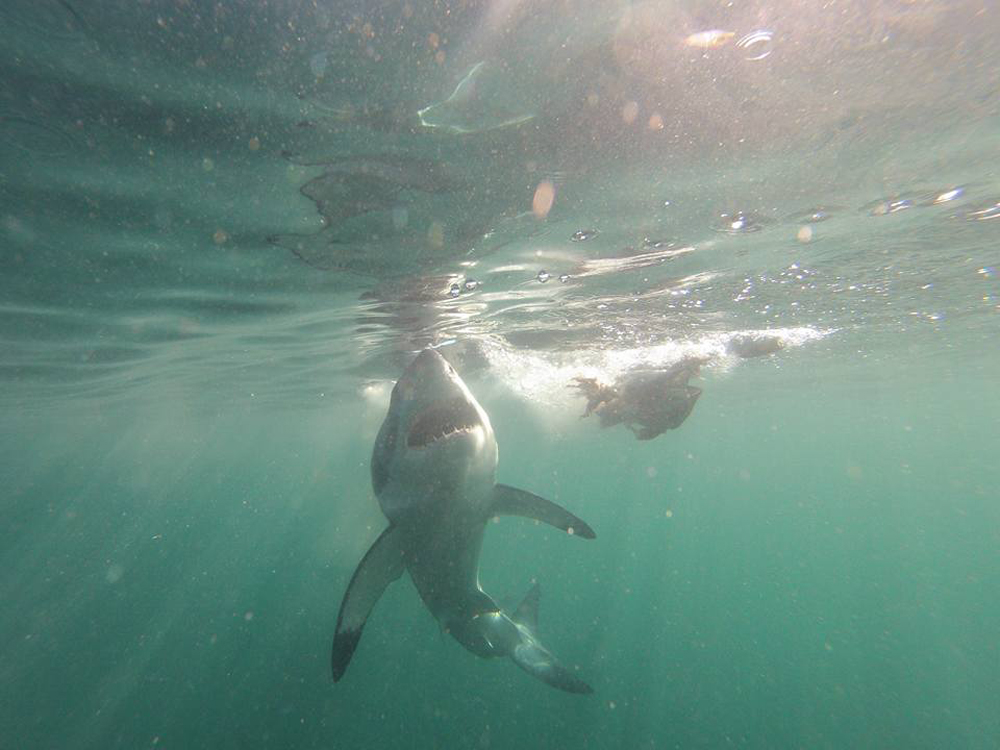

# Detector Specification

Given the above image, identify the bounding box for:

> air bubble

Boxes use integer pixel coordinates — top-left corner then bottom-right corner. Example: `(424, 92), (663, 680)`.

(571, 229), (599, 242)
(861, 198), (913, 216)
(448, 283), (461, 297)
(711, 211), (764, 234)
(787, 207), (837, 223)
(642, 237), (676, 249)
(736, 30), (774, 61)
(537, 270), (551, 283)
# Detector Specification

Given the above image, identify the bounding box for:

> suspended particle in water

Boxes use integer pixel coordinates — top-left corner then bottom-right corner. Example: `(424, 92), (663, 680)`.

(448, 283), (461, 297)
(463, 279), (479, 292)
(571, 229), (599, 242)
(537, 270), (551, 283)
(558, 274), (571, 283)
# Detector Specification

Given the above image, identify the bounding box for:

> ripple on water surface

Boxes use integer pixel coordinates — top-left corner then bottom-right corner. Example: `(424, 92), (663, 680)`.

(0, 115), (78, 157)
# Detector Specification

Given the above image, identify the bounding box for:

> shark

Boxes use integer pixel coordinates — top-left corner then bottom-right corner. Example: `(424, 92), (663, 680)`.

(331, 348), (595, 693)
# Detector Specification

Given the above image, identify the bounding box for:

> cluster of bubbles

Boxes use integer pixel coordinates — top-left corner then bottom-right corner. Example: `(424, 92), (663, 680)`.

(711, 185), (993, 238)
(448, 278), (481, 297)
(535, 270), (572, 284)
(456, 182), (995, 299)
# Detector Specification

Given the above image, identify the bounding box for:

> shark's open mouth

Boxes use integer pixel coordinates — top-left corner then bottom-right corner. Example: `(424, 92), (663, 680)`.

(407, 397), (481, 448)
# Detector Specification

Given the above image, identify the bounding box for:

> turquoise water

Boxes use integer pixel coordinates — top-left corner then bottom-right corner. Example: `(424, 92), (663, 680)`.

(2, 1), (999, 748)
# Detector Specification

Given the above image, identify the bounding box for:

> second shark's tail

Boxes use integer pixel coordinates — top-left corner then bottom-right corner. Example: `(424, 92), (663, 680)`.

(507, 584), (593, 694)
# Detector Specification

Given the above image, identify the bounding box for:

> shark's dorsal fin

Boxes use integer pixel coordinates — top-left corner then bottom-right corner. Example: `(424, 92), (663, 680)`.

(513, 583), (541, 632)
(331, 525), (406, 681)
(490, 484), (596, 539)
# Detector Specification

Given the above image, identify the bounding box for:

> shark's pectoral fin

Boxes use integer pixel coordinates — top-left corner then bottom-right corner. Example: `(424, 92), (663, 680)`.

(331, 525), (406, 681)
(491, 484), (596, 539)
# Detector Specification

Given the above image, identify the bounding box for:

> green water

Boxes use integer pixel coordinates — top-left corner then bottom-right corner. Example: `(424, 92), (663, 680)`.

(4, 362), (998, 748)
(2, 0), (999, 748)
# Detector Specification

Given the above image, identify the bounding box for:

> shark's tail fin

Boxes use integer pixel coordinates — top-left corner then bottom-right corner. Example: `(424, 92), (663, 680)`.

(508, 584), (593, 694)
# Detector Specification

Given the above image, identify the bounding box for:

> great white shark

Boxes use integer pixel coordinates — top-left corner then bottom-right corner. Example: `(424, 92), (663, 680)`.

(331, 348), (596, 693)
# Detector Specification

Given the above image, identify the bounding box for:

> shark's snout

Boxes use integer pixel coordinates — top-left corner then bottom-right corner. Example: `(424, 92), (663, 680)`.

(405, 348), (452, 383)
(395, 348), (484, 449)
(394, 349), (458, 401)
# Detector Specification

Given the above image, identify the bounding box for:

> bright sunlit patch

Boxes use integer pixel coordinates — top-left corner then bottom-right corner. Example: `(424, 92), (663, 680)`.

(684, 30), (735, 48)
(360, 380), (393, 439)
(532, 180), (556, 219)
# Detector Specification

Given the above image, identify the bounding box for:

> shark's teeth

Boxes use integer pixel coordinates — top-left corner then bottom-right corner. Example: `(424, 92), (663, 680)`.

(407, 397), (480, 448)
